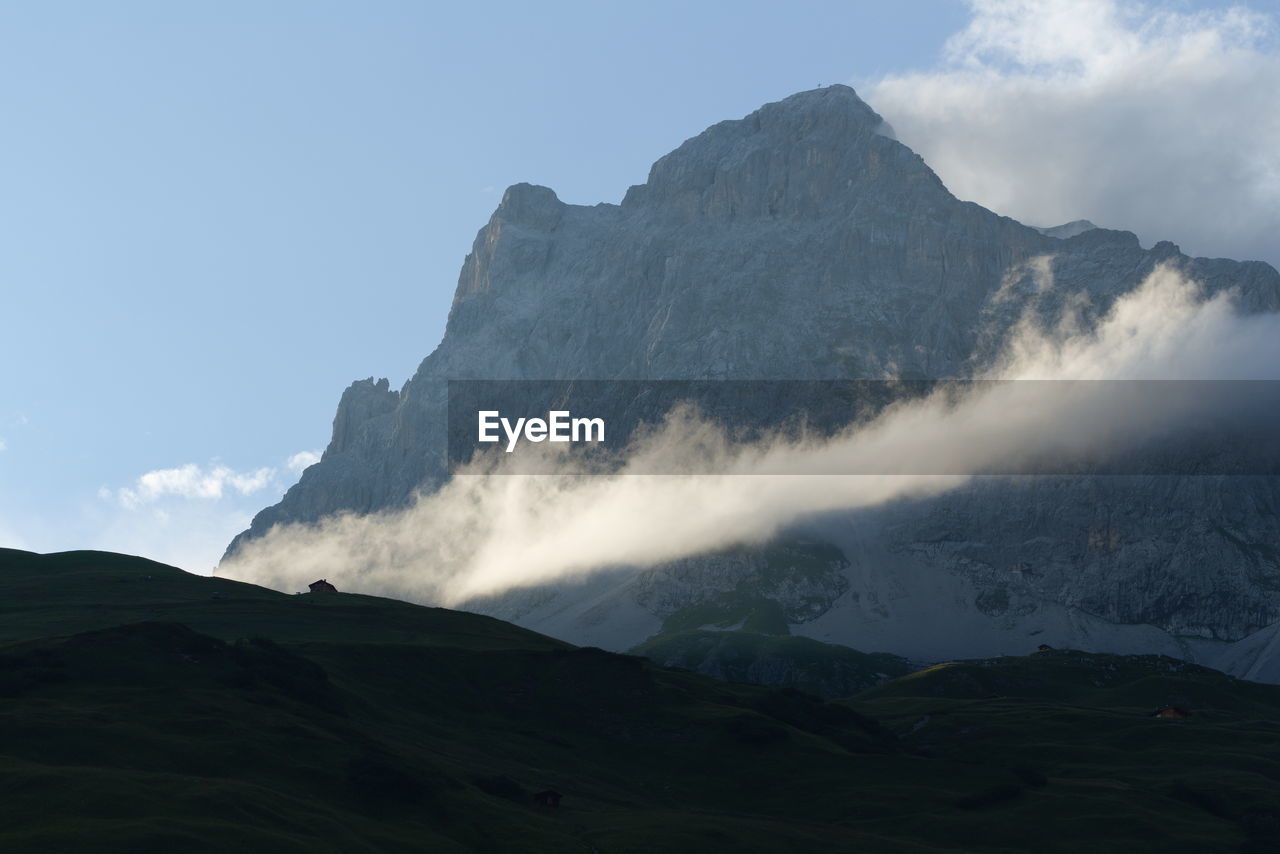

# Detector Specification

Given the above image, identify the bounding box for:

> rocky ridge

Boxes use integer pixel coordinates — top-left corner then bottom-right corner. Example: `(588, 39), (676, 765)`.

(226, 86), (1280, 678)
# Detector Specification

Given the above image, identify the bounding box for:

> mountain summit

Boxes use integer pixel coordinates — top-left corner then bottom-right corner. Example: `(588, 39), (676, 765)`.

(620, 84), (923, 217)
(225, 88), (1280, 680)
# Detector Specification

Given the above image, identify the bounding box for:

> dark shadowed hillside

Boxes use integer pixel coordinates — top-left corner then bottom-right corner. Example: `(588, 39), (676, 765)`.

(4, 548), (1280, 852)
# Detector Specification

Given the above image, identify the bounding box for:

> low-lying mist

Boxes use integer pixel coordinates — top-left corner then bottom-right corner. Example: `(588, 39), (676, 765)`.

(217, 265), (1280, 605)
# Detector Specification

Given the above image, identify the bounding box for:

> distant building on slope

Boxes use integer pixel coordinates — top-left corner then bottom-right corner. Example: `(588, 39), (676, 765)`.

(532, 790), (562, 808)
(1150, 705), (1192, 719)
(308, 579), (337, 594)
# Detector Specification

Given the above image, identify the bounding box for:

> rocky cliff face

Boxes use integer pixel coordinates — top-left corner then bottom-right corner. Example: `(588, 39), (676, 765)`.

(226, 86), (1280, 676)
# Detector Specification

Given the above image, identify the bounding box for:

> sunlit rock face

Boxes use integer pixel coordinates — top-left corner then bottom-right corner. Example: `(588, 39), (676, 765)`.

(227, 86), (1280, 676)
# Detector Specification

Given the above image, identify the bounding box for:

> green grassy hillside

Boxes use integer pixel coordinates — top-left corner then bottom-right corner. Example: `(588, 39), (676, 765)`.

(2, 549), (1279, 852)
(632, 629), (913, 698)
(0, 548), (558, 651)
(851, 651), (1280, 853)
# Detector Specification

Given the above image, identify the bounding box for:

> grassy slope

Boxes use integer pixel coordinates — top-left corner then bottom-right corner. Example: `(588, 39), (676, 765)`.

(852, 652), (1280, 852)
(1, 549), (1278, 852)
(631, 629), (913, 698)
(0, 548), (557, 651)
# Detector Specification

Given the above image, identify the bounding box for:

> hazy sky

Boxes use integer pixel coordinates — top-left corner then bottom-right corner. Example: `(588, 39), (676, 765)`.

(2, 0), (1276, 570)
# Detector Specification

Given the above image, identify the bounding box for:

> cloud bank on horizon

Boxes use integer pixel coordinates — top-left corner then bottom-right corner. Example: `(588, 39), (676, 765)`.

(218, 265), (1280, 605)
(867, 0), (1280, 268)
(45, 451), (324, 573)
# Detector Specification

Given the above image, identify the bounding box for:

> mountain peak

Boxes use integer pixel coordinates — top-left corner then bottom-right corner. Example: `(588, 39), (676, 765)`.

(494, 182), (564, 231)
(767, 84), (883, 122)
(622, 84), (929, 217)
(1034, 220), (1099, 239)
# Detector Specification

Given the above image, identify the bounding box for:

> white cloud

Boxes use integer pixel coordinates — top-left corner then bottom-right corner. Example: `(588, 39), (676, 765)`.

(89, 458), (302, 572)
(220, 264), (1280, 606)
(0, 438), (7, 452)
(111, 462), (277, 509)
(287, 450), (322, 473)
(15, 451), (316, 574)
(866, 0), (1280, 266)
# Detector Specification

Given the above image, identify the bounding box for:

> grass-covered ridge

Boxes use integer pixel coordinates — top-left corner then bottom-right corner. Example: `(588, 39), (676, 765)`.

(2, 548), (1279, 852)
(632, 629), (913, 698)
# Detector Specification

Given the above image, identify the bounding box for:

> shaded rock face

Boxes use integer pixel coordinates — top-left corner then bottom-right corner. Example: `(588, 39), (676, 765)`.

(1033, 220), (1098, 239)
(879, 476), (1280, 642)
(227, 86), (1280, 657)
(630, 541), (851, 627)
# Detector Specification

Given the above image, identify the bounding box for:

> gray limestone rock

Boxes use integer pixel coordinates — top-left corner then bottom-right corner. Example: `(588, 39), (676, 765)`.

(225, 86), (1280, 675)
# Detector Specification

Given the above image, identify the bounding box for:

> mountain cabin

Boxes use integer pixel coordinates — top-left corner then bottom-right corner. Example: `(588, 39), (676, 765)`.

(533, 790), (562, 808)
(1150, 705), (1192, 719)
(308, 579), (337, 594)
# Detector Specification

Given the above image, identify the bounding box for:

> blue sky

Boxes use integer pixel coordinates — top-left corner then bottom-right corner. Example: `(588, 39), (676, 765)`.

(2, 0), (1277, 570)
